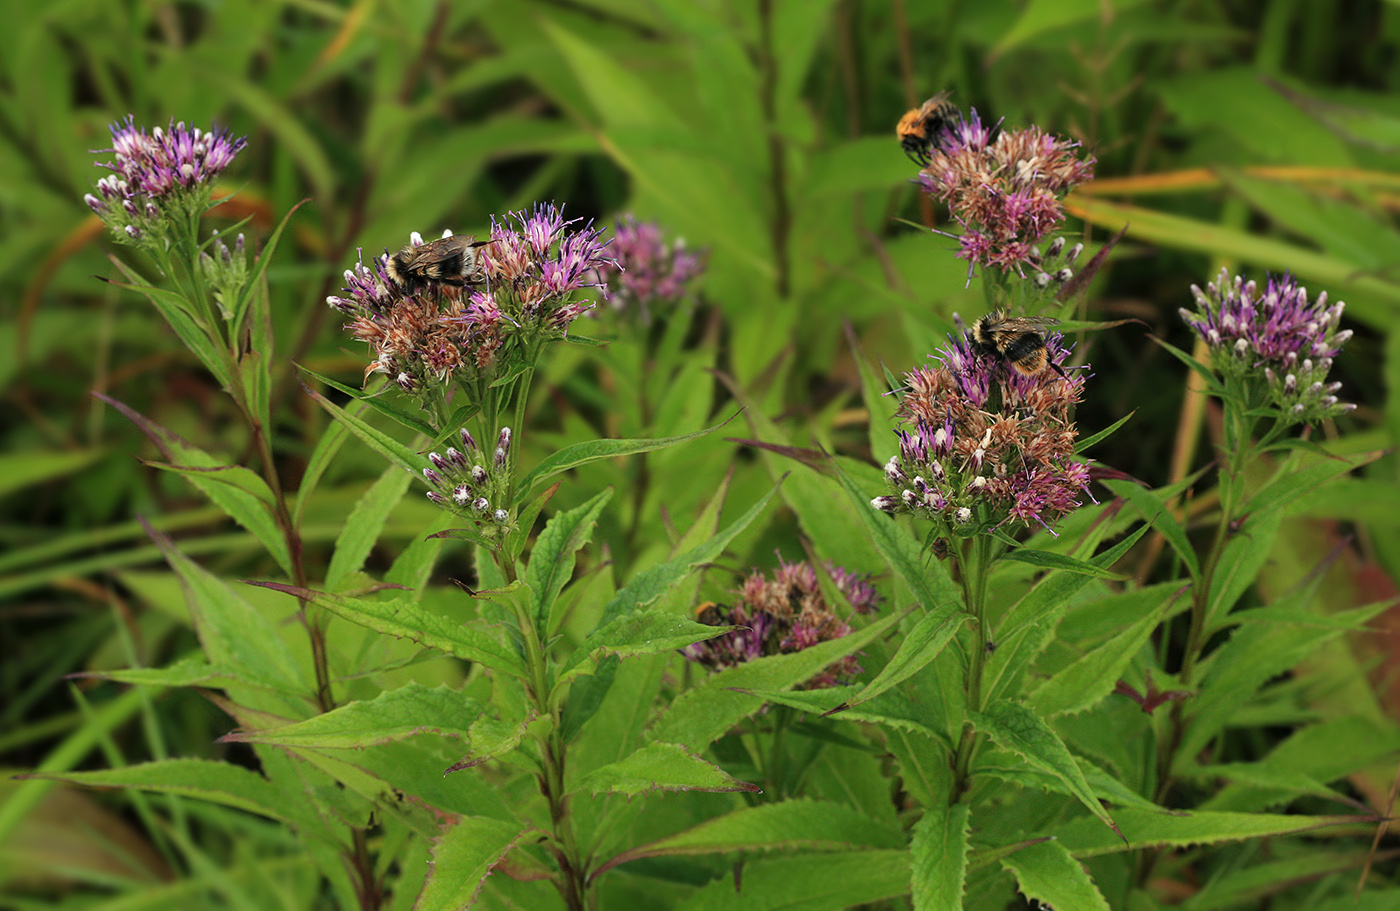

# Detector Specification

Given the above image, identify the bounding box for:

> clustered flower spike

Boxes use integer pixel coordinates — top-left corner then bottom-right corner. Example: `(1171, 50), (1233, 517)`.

(917, 109), (1095, 278)
(328, 203), (614, 396)
(87, 116), (247, 245)
(1181, 268), (1355, 423)
(872, 329), (1091, 539)
(422, 426), (516, 534)
(589, 215), (707, 323)
(199, 232), (250, 319)
(682, 558), (882, 689)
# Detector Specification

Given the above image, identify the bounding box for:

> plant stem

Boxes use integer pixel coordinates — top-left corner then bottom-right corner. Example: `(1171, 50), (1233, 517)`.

(949, 534), (994, 801)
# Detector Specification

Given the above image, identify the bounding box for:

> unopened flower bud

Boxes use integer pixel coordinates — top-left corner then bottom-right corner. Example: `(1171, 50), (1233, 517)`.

(954, 507), (973, 525)
(452, 484), (471, 504)
(472, 465), (488, 484)
(429, 452), (449, 472)
(495, 427), (512, 467)
(871, 496), (900, 513)
(493, 509), (510, 525)
(459, 428), (478, 451)
(472, 497), (490, 513)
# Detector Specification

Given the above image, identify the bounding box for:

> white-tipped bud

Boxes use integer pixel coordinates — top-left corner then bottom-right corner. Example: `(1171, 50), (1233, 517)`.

(954, 507), (973, 525)
(1066, 242), (1084, 263)
(472, 497), (490, 513)
(493, 509), (510, 525)
(1055, 267), (1074, 282)
(472, 464), (488, 484)
(1046, 236), (1066, 257)
(1033, 271), (1052, 289)
(453, 484), (471, 504)
(446, 447), (465, 467)
(429, 452), (449, 472)
(423, 468), (442, 484)
(459, 428), (478, 451)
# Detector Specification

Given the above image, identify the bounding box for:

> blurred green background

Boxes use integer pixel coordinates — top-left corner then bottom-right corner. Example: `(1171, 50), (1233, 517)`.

(3, 0), (1400, 900)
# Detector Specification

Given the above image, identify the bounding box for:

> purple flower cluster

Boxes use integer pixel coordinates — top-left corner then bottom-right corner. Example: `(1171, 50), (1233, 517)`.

(589, 216), (706, 322)
(873, 331), (1091, 537)
(917, 110), (1095, 276)
(328, 204), (613, 393)
(86, 116), (247, 242)
(1181, 269), (1355, 422)
(422, 427), (515, 531)
(683, 558), (882, 689)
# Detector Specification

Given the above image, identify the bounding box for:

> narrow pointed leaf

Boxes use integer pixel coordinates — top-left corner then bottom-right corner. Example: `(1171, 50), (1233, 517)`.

(221, 682), (477, 748)
(911, 801), (970, 911)
(526, 488), (611, 631)
(419, 817), (533, 911)
(829, 608), (970, 714)
(325, 461), (413, 591)
(572, 741), (760, 798)
(1000, 840), (1111, 911)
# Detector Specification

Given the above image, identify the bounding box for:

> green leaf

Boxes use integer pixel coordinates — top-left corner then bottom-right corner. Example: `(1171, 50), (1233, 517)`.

(572, 741), (760, 798)
(1176, 600), (1393, 770)
(517, 416), (731, 502)
(670, 850), (911, 911)
(648, 612), (899, 750)
(21, 760), (331, 840)
(418, 817), (532, 911)
(999, 548), (1125, 579)
(147, 527), (306, 705)
(101, 395), (293, 576)
(596, 799), (905, 878)
(561, 654), (618, 744)
(292, 397), (359, 528)
(829, 608), (970, 714)
(1000, 839), (1111, 911)
(220, 682), (477, 748)
(1028, 592), (1177, 717)
(1102, 478), (1200, 579)
(324, 462), (413, 591)
(301, 380), (425, 475)
(526, 488), (611, 632)
(299, 364), (438, 438)
(971, 700), (1122, 841)
(1053, 807), (1363, 858)
(77, 655), (241, 690)
(832, 460), (963, 611)
(1075, 409), (1136, 453)
(1243, 449), (1380, 521)
(910, 802), (970, 911)
(247, 582), (525, 678)
(553, 611), (733, 696)
(0, 448), (103, 499)
(597, 479), (781, 626)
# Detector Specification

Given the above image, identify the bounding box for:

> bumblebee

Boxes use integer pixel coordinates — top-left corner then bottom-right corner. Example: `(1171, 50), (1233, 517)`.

(384, 233), (492, 297)
(694, 602), (726, 626)
(896, 91), (957, 166)
(970, 311), (1067, 378)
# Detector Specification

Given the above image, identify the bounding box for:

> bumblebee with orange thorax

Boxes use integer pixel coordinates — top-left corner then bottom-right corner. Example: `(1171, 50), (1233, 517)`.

(970, 311), (1068, 378)
(896, 91), (957, 166)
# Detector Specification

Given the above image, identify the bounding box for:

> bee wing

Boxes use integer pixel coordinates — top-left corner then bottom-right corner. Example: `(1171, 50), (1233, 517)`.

(1005, 316), (1059, 330)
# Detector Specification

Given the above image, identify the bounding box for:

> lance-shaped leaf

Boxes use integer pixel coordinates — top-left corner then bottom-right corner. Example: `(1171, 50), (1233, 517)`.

(971, 700), (1123, 841)
(20, 760), (333, 842)
(648, 612), (900, 750)
(572, 741), (760, 798)
(324, 461), (412, 591)
(553, 611), (734, 696)
(102, 395), (292, 576)
(749, 687), (949, 747)
(667, 850), (911, 910)
(594, 799), (905, 879)
(827, 607), (970, 715)
(999, 548), (1124, 579)
(248, 582), (525, 677)
(146, 524), (306, 704)
(220, 682), (478, 748)
(300, 379), (424, 475)
(419, 817), (534, 911)
(1029, 590), (1178, 718)
(517, 415), (734, 502)
(1000, 839), (1111, 911)
(526, 488), (611, 632)
(1052, 807), (1368, 858)
(832, 460), (962, 611)
(597, 480), (781, 626)
(298, 364), (436, 438)
(910, 801), (970, 911)
(444, 707), (541, 774)
(75, 655), (242, 690)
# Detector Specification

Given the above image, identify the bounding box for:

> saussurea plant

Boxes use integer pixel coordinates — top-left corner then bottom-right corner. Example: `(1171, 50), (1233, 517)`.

(39, 116), (787, 910)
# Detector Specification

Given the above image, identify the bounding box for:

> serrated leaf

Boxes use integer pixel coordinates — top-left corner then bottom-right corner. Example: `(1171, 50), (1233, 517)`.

(221, 682), (477, 748)
(596, 799), (904, 878)
(911, 801), (970, 911)
(1000, 839), (1111, 911)
(76, 655), (240, 690)
(971, 700), (1122, 841)
(325, 462), (413, 591)
(1102, 478), (1200, 579)
(247, 582), (525, 677)
(553, 611), (732, 695)
(419, 817), (532, 911)
(648, 612), (900, 750)
(21, 759), (332, 840)
(1029, 592), (1176, 717)
(517, 417), (732, 501)
(597, 480), (781, 626)
(572, 741), (760, 798)
(1000, 548), (1125, 579)
(829, 608), (970, 714)
(301, 380), (424, 475)
(1053, 807), (1364, 858)
(671, 850), (911, 911)
(526, 488), (611, 631)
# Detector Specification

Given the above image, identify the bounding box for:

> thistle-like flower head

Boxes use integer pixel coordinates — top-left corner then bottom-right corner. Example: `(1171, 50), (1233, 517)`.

(682, 558), (881, 689)
(589, 215), (707, 323)
(1181, 268), (1355, 423)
